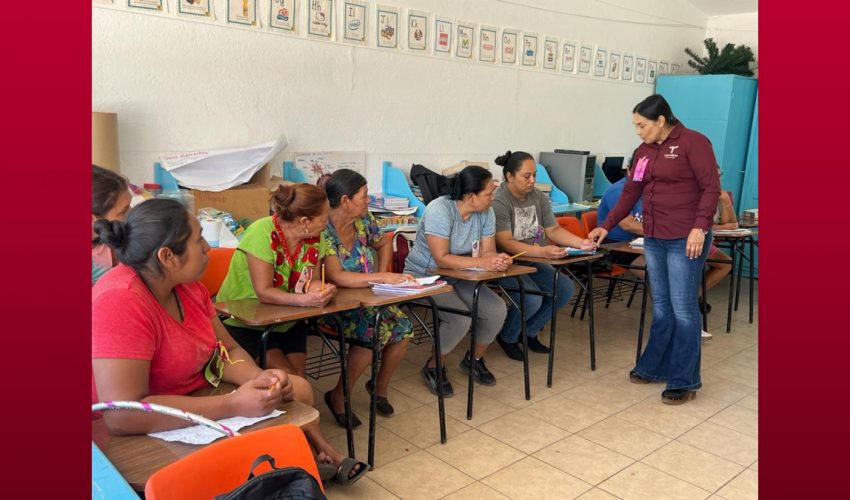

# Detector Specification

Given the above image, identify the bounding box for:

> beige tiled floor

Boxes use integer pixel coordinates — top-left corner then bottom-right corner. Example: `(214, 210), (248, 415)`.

(314, 277), (757, 499)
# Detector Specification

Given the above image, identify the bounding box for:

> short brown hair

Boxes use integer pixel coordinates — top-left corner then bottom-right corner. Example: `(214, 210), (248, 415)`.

(271, 183), (328, 221)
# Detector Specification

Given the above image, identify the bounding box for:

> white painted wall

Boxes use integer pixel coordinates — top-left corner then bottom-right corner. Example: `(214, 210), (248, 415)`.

(93, 0), (710, 189)
(705, 12), (758, 66)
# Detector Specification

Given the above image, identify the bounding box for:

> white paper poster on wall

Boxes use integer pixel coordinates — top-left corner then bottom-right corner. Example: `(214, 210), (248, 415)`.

(501, 29), (518, 64)
(307, 0), (332, 38)
(670, 63), (680, 74)
(579, 44), (592, 73)
(659, 61), (669, 75)
(128, 0), (163, 11)
(456, 22), (475, 58)
(434, 17), (453, 55)
(608, 51), (621, 79)
(634, 57), (647, 83)
(594, 47), (607, 77)
(407, 9), (428, 51)
(622, 54), (633, 81)
(561, 41), (576, 73)
(294, 151), (367, 185)
(269, 0), (297, 31)
(377, 5), (399, 48)
(647, 60), (658, 83)
(543, 37), (558, 70)
(342, 0), (367, 43)
(522, 33), (538, 67)
(479, 25), (497, 62)
(178, 0), (211, 17)
(228, 0), (257, 26)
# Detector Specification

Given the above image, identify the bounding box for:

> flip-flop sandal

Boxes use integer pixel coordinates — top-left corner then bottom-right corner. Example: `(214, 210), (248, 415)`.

(317, 458), (368, 486)
(324, 391), (362, 428)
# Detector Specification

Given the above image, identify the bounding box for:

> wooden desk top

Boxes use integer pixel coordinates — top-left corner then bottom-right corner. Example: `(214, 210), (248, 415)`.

(214, 297), (361, 326)
(335, 284), (454, 307)
(92, 385), (319, 491)
(600, 241), (645, 255)
(428, 264), (536, 282)
(517, 252), (604, 266)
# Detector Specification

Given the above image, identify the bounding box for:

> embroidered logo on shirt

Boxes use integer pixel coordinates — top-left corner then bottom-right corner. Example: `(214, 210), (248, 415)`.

(664, 145), (679, 159)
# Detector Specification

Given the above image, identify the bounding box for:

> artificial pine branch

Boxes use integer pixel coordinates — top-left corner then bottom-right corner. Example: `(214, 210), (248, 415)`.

(684, 38), (754, 76)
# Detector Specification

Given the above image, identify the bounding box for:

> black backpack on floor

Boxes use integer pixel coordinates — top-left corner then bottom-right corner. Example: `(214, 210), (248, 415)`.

(215, 454), (327, 500)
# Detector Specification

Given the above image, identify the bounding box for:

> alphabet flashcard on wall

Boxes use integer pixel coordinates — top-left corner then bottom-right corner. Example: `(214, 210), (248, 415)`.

(659, 61), (669, 75)
(434, 17), (453, 54)
(307, 0), (332, 38)
(128, 0), (163, 11)
(543, 37), (558, 70)
(622, 54), (633, 81)
(407, 9), (428, 51)
(479, 25), (497, 62)
(456, 22), (475, 58)
(561, 41), (576, 73)
(343, 0), (367, 43)
(579, 44), (592, 73)
(608, 50), (621, 79)
(647, 60), (658, 83)
(501, 29), (518, 64)
(522, 33), (538, 66)
(634, 57), (647, 83)
(178, 0), (210, 17)
(270, 0), (297, 32)
(670, 63), (680, 74)
(377, 5), (399, 48)
(228, 0), (257, 26)
(594, 47), (607, 77)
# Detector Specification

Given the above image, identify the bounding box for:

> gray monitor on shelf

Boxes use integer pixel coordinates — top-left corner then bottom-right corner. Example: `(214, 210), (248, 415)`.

(539, 151), (596, 204)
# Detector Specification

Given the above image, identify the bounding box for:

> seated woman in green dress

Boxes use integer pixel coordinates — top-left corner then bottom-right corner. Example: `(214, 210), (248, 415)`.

(319, 169), (415, 425)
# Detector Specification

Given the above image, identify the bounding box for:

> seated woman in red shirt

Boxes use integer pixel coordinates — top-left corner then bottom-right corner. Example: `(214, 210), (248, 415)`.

(91, 199), (365, 485)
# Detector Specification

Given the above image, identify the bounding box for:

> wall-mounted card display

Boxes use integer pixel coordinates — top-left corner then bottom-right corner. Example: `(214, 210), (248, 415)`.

(594, 47), (607, 77)
(407, 9), (429, 51)
(579, 44), (592, 74)
(522, 33), (538, 67)
(561, 41), (576, 73)
(307, 0), (332, 37)
(342, 0), (367, 43)
(228, 0), (257, 26)
(542, 37), (558, 70)
(434, 17), (453, 55)
(647, 60), (658, 83)
(376, 5), (399, 48)
(659, 61), (669, 75)
(608, 50), (621, 79)
(622, 54), (633, 81)
(479, 25), (497, 62)
(128, 0), (163, 10)
(634, 57), (646, 82)
(670, 63), (680, 74)
(178, 0), (211, 17)
(270, 0), (297, 31)
(456, 22), (475, 58)
(501, 29), (518, 64)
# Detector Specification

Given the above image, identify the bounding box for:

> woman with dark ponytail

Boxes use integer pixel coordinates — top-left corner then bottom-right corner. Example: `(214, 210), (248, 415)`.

(403, 165), (511, 396)
(92, 198), (366, 486)
(92, 165), (130, 286)
(491, 151), (593, 361)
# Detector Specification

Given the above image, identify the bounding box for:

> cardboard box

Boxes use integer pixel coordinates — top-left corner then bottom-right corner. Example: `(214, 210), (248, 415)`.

(190, 165), (292, 223)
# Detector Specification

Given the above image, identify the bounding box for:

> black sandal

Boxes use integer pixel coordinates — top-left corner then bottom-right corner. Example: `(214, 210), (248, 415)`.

(317, 457), (368, 486)
(629, 370), (652, 384)
(365, 379), (394, 418)
(662, 388), (695, 405)
(323, 391), (362, 428)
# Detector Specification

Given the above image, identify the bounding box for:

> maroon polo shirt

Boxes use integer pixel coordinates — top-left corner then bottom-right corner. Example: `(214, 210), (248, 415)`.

(601, 123), (721, 240)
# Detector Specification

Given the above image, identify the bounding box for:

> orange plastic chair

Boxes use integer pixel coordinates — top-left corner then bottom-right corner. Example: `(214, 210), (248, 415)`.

(145, 424), (323, 499)
(581, 211), (598, 234)
(556, 216), (587, 238)
(200, 247), (236, 297)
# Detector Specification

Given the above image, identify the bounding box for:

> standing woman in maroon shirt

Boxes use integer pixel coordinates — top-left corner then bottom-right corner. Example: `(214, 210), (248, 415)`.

(588, 94), (720, 405)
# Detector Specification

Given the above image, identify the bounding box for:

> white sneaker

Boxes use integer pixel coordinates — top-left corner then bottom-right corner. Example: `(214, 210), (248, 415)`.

(701, 330), (713, 340)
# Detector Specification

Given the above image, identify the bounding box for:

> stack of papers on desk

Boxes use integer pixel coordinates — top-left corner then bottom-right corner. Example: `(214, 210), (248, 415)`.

(714, 228), (753, 236)
(371, 276), (447, 295)
(562, 247), (597, 256)
(629, 238), (645, 248)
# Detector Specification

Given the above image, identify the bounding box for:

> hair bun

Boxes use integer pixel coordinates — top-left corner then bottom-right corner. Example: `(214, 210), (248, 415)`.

(494, 150), (512, 167)
(95, 219), (129, 250)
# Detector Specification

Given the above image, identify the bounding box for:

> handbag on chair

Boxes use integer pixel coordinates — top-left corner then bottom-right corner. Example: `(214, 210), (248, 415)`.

(215, 454), (326, 500)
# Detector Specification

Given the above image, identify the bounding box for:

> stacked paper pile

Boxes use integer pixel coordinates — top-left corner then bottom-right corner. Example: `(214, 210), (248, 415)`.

(629, 238), (645, 248)
(371, 276), (447, 296)
(369, 195), (409, 210)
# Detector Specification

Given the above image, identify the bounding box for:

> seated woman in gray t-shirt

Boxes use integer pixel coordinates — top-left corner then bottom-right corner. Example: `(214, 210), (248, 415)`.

(491, 151), (594, 361)
(404, 166), (512, 396)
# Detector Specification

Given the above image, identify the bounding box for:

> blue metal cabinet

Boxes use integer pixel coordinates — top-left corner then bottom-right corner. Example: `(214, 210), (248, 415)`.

(655, 75), (758, 213)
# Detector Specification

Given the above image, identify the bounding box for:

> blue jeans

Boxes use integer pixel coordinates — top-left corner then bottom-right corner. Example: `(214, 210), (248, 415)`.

(635, 233), (712, 391)
(497, 262), (575, 343)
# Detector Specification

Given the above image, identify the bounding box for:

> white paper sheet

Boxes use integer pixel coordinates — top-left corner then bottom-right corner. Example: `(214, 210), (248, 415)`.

(148, 410), (284, 445)
(160, 134), (288, 192)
